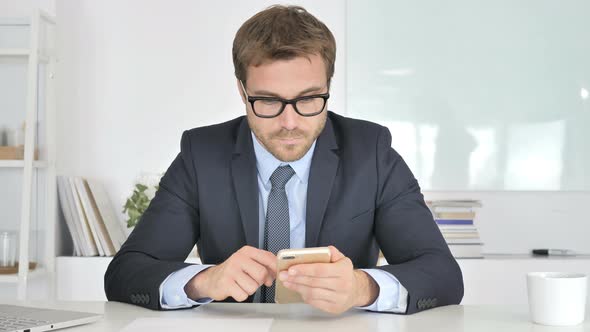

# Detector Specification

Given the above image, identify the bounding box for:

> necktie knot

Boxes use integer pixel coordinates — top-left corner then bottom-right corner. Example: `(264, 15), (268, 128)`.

(270, 165), (295, 189)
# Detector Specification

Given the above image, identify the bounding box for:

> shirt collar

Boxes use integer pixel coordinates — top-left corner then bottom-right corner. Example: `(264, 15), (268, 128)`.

(251, 132), (316, 185)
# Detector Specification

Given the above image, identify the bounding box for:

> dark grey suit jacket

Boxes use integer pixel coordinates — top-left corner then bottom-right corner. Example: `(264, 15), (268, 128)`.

(104, 111), (463, 314)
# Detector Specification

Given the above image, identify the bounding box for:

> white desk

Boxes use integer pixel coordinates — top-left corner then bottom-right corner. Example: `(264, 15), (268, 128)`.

(7, 301), (589, 332)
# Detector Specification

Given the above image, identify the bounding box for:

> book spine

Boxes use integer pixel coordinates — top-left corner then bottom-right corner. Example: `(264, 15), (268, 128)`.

(435, 212), (476, 220)
(435, 219), (474, 225)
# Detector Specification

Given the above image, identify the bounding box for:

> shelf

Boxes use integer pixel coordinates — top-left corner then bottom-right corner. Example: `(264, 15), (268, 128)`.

(0, 160), (48, 168)
(0, 48), (30, 56)
(38, 54), (50, 63)
(0, 267), (46, 283)
(0, 18), (30, 26)
(0, 13), (53, 26)
(56, 254), (590, 264)
(0, 49), (52, 63)
(474, 253), (590, 260)
(1, 11), (57, 301)
(56, 256), (202, 264)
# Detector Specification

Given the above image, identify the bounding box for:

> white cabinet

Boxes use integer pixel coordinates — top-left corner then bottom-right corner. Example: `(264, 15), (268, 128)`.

(56, 256), (202, 302)
(0, 11), (56, 300)
(459, 255), (590, 305)
(56, 257), (112, 302)
(56, 255), (590, 305)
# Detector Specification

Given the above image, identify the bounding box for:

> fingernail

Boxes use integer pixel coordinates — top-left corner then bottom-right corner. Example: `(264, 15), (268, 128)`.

(279, 271), (288, 280)
(289, 269), (297, 276)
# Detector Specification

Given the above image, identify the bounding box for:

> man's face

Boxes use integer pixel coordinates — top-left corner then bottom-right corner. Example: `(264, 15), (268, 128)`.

(239, 53), (329, 162)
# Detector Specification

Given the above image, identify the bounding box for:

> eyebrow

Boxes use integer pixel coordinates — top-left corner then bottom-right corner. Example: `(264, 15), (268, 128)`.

(251, 86), (326, 98)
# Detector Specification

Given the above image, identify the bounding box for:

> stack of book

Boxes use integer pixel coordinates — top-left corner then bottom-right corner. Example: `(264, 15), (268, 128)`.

(57, 176), (126, 256)
(427, 200), (483, 259)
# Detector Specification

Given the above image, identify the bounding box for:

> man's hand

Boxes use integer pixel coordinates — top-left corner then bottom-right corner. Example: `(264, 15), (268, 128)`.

(279, 246), (379, 314)
(184, 246), (276, 302)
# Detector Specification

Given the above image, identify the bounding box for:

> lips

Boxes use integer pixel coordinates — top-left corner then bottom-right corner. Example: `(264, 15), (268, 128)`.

(277, 137), (303, 145)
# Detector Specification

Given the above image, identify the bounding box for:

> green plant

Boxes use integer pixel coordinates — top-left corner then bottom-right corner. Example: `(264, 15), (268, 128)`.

(123, 183), (159, 228)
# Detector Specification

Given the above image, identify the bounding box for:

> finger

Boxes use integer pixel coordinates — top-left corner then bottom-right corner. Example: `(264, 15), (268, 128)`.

(242, 259), (272, 286)
(284, 274), (340, 291)
(247, 248), (278, 276)
(288, 262), (340, 278)
(264, 273), (274, 287)
(328, 245), (345, 262)
(234, 272), (260, 296)
(248, 251), (277, 282)
(229, 281), (249, 302)
(283, 281), (336, 303)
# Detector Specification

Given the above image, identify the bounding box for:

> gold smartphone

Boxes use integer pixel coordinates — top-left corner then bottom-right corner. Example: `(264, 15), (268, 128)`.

(275, 247), (332, 304)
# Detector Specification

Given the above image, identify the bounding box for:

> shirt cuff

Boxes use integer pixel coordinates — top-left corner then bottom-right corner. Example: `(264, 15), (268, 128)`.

(356, 269), (409, 313)
(159, 264), (215, 309)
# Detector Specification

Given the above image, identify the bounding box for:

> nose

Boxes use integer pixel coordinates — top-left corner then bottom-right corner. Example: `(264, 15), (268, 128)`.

(278, 104), (299, 131)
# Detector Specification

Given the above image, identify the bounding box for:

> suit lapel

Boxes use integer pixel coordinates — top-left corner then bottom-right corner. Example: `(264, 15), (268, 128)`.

(305, 117), (339, 248)
(231, 118), (259, 249)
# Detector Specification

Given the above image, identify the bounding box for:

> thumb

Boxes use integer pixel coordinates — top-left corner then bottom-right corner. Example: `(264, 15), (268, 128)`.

(328, 245), (345, 263)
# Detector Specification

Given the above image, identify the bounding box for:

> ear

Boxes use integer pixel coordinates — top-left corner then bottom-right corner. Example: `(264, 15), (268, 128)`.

(237, 79), (247, 104)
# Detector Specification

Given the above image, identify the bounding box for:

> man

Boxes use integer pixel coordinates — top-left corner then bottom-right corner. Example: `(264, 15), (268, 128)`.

(105, 5), (463, 315)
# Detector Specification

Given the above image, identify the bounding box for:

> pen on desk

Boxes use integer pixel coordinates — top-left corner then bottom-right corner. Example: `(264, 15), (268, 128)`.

(532, 249), (576, 256)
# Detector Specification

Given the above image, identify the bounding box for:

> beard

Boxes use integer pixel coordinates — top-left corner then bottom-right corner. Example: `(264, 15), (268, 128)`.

(248, 118), (326, 162)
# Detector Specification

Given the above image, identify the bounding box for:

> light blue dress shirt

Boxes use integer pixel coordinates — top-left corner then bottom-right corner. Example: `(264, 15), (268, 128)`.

(159, 132), (408, 312)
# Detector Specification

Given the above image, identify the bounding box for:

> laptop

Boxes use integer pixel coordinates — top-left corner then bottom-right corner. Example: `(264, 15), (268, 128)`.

(0, 305), (102, 332)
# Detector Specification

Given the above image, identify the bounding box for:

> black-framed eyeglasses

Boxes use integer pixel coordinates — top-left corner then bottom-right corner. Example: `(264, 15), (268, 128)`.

(240, 80), (330, 118)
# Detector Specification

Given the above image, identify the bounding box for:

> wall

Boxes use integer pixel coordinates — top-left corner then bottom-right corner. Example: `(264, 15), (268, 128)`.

(54, 1), (347, 250)
(0, 0), (573, 258)
(347, 0), (590, 191)
(54, 0), (590, 255)
(1, 0), (589, 305)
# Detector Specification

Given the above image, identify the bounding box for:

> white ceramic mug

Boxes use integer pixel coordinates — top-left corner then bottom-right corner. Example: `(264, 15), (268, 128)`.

(527, 272), (587, 326)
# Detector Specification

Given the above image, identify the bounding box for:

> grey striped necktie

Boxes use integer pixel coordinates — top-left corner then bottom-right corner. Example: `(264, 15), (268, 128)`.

(262, 165), (295, 303)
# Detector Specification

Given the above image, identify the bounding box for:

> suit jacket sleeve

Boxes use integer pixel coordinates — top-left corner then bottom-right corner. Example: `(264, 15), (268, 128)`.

(104, 130), (200, 310)
(374, 126), (464, 314)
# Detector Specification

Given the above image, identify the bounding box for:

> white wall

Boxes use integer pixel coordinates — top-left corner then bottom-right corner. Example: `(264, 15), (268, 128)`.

(347, 0), (590, 191)
(53, 0), (590, 256)
(54, 1), (346, 246)
(0, 0), (54, 16)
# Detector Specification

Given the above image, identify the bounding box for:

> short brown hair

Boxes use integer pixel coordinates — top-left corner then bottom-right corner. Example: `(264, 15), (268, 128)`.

(232, 5), (336, 86)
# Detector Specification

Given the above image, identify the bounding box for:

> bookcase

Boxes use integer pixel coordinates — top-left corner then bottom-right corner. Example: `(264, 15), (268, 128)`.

(0, 10), (56, 300)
